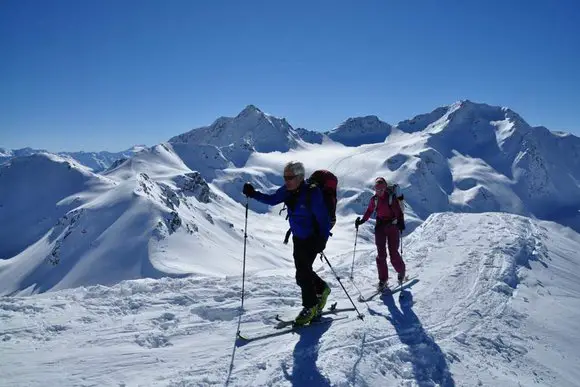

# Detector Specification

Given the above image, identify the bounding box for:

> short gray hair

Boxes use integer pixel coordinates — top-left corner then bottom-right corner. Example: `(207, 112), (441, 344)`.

(284, 161), (305, 177)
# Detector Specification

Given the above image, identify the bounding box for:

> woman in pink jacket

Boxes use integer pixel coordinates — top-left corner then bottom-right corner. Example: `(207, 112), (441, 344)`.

(355, 177), (406, 289)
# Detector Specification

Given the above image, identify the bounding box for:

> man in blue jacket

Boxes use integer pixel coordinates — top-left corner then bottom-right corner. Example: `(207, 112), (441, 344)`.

(243, 161), (331, 326)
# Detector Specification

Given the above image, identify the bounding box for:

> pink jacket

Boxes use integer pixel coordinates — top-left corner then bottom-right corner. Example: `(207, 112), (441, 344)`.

(361, 193), (404, 224)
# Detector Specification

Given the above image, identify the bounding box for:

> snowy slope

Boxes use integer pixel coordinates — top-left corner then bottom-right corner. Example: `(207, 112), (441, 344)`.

(390, 100), (580, 229)
(63, 145), (147, 172)
(0, 147), (46, 164)
(1, 213), (578, 386)
(0, 153), (115, 260)
(0, 146), (145, 172)
(0, 144), (291, 296)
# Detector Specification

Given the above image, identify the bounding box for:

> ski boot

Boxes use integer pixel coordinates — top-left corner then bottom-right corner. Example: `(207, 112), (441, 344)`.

(316, 284), (331, 314)
(397, 273), (408, 286)
(377, 280), (388, 292)
(294, 306), (318, 326)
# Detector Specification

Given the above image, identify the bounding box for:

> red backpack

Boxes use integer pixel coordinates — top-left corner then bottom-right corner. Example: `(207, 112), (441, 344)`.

(307, 170), (338, 229)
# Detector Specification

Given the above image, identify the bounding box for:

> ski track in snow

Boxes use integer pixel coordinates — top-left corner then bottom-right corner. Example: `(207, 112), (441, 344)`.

(2, 213), (578, 386)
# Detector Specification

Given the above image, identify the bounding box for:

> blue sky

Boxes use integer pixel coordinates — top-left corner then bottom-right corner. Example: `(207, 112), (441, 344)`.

(1, 0), (579, 151)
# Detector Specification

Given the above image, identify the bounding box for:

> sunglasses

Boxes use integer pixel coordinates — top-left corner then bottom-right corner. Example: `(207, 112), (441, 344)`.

(284, 175), (297, 181)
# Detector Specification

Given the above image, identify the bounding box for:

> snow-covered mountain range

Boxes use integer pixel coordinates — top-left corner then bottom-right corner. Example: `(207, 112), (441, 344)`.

(1, 100), (579, 386)
(2, 99), (579, 294)
(0, 145), (146, 172)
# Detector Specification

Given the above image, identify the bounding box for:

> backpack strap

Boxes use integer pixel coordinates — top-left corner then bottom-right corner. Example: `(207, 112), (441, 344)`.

(283, 228), (292, 244)
(306, 184), (320, 237)
(308, 184), (333, 237)
(284, 184), (332, 244)
(373, 193), (397, 224)
(282, 184), (315, 244)
(374, 191), (397, 215)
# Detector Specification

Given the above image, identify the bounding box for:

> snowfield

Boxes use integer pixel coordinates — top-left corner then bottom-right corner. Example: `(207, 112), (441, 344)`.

(1, 213), (579, 386)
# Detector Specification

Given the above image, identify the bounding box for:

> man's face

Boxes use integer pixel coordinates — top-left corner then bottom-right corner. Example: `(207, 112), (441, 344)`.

(284, 168), (302, 191)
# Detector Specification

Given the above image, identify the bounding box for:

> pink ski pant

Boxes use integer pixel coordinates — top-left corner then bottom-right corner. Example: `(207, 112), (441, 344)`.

(374, 224), (405, 282)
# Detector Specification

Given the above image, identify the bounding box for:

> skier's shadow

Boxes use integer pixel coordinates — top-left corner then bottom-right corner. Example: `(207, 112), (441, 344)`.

(380, 290), (456, 387)
(282, 321), (332, 386)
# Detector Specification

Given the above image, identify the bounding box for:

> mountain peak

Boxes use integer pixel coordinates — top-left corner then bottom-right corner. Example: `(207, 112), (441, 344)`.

(168, 105), (299, 166)
(326, 115), (392, 146)
(448, 99), (494, 113)
(342, 115), (382, 125)
(237, 104), (263, 118)
(396, 100), (530, 135)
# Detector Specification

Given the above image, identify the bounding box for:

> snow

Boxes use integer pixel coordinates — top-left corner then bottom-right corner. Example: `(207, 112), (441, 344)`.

(63, 147), (143, 173)
(2, 100), (580, 386)
(0, 146), (143, 172)
(0, 147), (44, 164)
(0, 153), (114, 261)
(0, 147), (13, 158)
(168, 105), (303, 167)
(1, 213), (579, 386)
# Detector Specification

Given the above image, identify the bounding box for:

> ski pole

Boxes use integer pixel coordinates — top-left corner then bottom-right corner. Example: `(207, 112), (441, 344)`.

(321, 252), (364, 320)
(350, 226), (359, 280)
(240, 196), (249, 310)
(236, 196), (250, 341)
(400, 229), (403, 257)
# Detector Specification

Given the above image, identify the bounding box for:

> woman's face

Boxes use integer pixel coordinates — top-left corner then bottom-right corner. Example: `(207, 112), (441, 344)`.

(375, 181), (387, 197)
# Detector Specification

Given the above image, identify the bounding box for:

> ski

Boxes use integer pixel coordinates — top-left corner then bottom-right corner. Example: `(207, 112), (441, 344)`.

(236, 302), (355, 345)
(358, 276), (419, 302)
(236, 315), (348, 345)
(274, 302), (354, 328)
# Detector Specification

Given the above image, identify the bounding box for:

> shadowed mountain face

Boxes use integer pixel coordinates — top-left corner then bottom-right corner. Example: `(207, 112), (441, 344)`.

(325, 115), (392, 146)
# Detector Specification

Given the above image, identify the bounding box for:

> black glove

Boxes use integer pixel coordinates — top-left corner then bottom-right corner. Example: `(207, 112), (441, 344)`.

(242, 183), (256, 198)
(316, 237), (328, 253)
(397, 219), (406, 231)
(355, 216), (364, 229)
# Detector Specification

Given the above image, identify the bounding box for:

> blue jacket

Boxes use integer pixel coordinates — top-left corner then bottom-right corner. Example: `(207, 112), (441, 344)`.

(253, 181), (331, 240)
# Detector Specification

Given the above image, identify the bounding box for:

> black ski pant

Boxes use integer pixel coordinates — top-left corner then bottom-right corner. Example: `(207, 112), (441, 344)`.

(293, 235), (327, 308)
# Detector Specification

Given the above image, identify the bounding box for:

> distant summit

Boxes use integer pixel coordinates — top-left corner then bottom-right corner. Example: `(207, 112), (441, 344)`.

(168, 105), (302, 166)
(326, 115), (392, 146)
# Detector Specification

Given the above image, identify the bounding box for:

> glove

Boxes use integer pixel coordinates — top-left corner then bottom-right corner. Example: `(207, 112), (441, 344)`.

(355, 216), (364, 229)
(316, 237), (328, 253)
(242, 183), (256, 198)
(397, 219), (406, 231)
